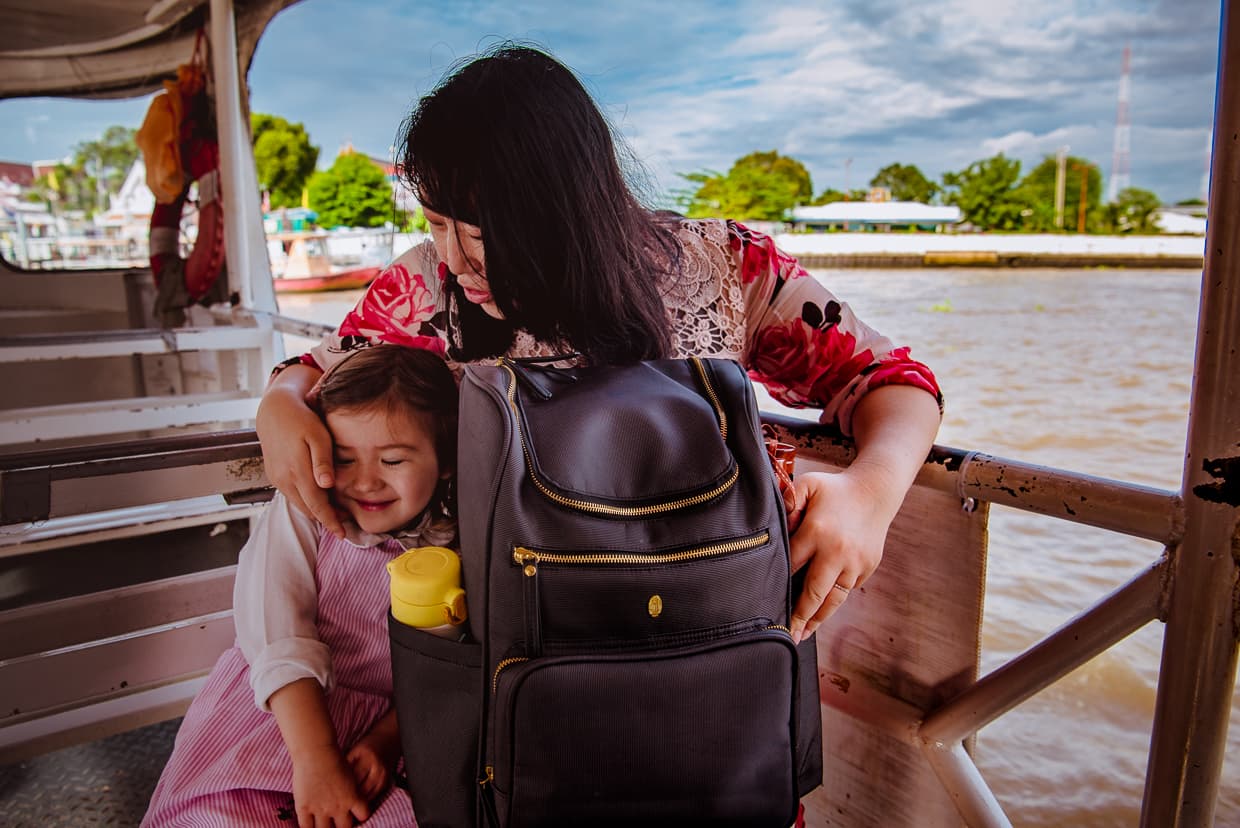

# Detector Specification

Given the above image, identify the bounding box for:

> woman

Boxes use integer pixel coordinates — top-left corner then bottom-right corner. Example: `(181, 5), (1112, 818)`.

(258, 44), (942, 645)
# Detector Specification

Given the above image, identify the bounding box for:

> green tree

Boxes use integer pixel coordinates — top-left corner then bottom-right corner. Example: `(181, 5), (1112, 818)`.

(1174, 197), (1207, 217)
(870, 163), (939, 203)
(29, 162), (90, 214)
(941, 154), (1030, 231)
(405, 206), (429, 233)
(1107, 187), (1162, 234)
(75, 125), (139, 212)
(1014, 155), (1103, 232)
(307, 152), (393, 228)
(811, 187), (869, 204)
(252, 113), (319, 209)
(812, 187), (847, 205)
(35, 126), (139, 216)
(681, 151), (813, 220)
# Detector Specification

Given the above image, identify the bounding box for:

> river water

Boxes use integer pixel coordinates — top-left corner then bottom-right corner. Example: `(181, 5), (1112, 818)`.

(278, 267), (1239, 827)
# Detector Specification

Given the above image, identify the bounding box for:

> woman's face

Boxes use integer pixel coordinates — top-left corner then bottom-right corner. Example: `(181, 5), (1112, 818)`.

(423, 206), (503, 319)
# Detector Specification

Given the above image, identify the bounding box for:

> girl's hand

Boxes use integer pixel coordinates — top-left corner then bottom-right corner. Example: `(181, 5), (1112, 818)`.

(291, 746), (371, 828)
(257, 364), (345, 538)
(347, 710), (402, 802)
(346, 740), (392, 803)
(786, 468), (893, 643)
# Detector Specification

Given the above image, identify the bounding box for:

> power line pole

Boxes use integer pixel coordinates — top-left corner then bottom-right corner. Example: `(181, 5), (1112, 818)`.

(1054, 146), (1069, 229)
(1073, 162), (1090, 233)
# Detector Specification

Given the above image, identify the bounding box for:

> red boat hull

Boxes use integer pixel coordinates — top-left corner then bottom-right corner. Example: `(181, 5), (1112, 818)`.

(273, 265), (380, 293)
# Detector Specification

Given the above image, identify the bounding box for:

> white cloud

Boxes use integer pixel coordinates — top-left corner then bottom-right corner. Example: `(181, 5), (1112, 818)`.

(23, 114), (49, 146)
(0, 0), (1218, 203)
(982, 127), (1076, 156)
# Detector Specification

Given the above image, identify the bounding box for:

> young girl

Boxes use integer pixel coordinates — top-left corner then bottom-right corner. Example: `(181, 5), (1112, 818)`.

(144, 345), (458, 828)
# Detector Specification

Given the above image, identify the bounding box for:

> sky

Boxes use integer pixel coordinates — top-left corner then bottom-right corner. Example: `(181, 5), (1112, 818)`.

(0, 0), (1223, 205)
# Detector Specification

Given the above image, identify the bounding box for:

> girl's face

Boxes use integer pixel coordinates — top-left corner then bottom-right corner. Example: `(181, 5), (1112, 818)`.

(327, 404), (448, 535)
(423, 205), (504, 319)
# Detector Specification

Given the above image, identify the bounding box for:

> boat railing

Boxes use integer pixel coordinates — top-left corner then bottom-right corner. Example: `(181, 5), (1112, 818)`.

(0, 431), (269, 760)
(0, 325), (277, 448)
(765, 415), (1184, 827)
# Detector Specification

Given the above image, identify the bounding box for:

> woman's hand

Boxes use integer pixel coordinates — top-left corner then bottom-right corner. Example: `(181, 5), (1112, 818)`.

(257, 364), (345, 538)
(787, 469), (893, 643)
(787, 384), (942, 643)
(346, 709), (401, 803)
(291, 745), (372, 828)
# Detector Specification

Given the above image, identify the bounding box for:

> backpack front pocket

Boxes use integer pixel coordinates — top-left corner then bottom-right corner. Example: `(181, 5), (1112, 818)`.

(486, 630), (799, 828)
(512, 531), (787, 655)
(389, 616), (482, 828)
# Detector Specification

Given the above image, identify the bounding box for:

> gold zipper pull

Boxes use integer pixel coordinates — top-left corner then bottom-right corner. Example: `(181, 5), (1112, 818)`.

(513, 547), (540, 576)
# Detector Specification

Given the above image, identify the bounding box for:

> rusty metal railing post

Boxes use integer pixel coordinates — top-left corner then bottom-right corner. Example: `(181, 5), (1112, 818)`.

(1141, 1), (1240, 824)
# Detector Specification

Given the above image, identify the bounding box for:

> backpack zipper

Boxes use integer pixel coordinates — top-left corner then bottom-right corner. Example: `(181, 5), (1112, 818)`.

(493, 656), (530, 694)
(499, 357), (737, 517)
(512, 530), (771, 573)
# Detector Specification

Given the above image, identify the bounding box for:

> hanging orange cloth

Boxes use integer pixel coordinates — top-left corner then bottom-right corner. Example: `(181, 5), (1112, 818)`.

(136, 32), (207, 203)
(136, 80), (186, 203)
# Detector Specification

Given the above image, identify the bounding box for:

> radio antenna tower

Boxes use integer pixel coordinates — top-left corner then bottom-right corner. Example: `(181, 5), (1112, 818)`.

(1107, 44), (1132, 203)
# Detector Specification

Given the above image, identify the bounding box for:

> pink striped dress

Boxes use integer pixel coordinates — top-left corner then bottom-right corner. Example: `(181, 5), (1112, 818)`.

(141, 528), (417, 827)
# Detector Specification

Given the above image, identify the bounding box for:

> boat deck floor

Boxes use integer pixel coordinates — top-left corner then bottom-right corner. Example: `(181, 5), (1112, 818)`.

(0, 718), (179, 826)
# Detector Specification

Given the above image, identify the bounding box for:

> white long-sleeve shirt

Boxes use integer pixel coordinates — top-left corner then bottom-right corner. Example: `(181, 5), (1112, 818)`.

(232, 492), (455, 709)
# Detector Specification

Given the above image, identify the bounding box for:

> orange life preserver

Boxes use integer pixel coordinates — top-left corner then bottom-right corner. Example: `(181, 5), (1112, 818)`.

(149, 137), (225, 299)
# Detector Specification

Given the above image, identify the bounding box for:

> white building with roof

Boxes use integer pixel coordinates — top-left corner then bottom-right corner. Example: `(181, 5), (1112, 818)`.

(788, 201), (963, 232)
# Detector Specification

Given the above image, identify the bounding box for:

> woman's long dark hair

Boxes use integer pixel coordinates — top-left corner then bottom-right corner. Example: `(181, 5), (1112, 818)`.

(397, 44), (678, 364)
(317, 346), (459, 528)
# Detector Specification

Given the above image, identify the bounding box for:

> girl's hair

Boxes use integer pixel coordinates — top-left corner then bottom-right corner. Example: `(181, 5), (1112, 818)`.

(397, 44), (678, 364)
(317, 346), (459, 527)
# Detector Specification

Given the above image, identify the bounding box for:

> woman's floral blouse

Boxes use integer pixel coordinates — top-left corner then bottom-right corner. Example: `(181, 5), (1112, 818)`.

(281, 218), (941, 436)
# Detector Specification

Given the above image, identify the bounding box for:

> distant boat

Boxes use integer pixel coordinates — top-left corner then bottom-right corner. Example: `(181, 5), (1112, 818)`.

(268, 230), (380, 293)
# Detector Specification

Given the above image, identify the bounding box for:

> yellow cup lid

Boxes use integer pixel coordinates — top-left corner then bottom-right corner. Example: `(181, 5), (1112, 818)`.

(387, 546), (467, 627)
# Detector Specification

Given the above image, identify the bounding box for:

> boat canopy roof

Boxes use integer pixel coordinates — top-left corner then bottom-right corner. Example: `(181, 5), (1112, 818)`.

(0, 0), (301, 101)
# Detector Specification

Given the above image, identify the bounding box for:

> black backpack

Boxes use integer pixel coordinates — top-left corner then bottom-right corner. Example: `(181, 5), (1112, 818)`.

(390, 356), (822, 827)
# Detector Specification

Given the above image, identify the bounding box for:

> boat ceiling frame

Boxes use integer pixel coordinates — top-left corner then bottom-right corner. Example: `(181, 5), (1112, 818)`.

(0, 0), (301, 100)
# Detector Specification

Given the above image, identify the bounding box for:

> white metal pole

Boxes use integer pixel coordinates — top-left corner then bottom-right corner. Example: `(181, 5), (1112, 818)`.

(1141, 1), (1240, 824)
(207, 0), (279, 316)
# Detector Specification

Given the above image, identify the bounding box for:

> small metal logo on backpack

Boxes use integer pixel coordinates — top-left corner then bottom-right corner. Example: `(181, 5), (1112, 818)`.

(648, 595), (663, 618)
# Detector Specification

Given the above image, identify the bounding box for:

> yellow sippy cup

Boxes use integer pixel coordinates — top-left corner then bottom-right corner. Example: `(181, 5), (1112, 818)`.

(387, 546), (468, 639)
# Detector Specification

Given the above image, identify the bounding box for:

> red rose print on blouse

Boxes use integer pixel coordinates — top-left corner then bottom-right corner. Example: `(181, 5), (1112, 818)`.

(729, 223), (810, 286)
(866, 346), (942, 401)
(339, 263), (445, 355)
(747, 305), (874, 408)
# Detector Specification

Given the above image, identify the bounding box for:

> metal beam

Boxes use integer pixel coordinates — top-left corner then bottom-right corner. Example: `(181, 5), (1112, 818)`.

(921, 559), (1165, 744)
(209, 0), (281, 318)
(0, 326), (272, 362)
(0, 392), (261, 446)
(1142, 1), (1240, 824)
(764, 415), (1183, 545)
